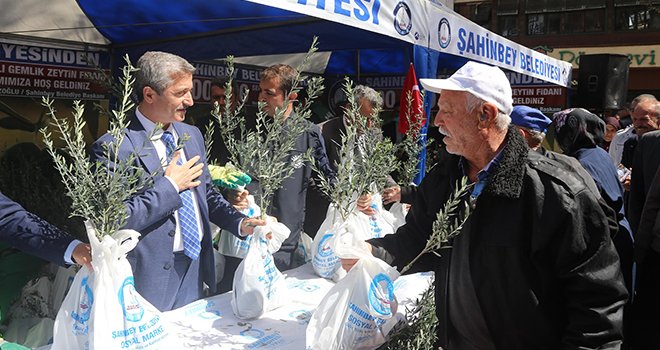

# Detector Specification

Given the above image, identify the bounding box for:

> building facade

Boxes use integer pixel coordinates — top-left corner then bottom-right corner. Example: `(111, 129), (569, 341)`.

(455, 0), (660, 106)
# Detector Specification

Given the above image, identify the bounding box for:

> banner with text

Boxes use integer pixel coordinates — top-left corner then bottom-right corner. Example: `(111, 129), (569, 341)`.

(248, 0), (571, 87)
(426, 5), (572, 87)
(0, 41), (110, 100)
(191, 61), (263, 104)
(506, 72), (567, 113)
(547, 45), (657, 69)
(246, 0), (431, 47)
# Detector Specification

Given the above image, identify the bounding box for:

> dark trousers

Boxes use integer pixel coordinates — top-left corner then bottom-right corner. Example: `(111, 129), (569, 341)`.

(161, 252), (202, 311)
(632, 249), (660, 349)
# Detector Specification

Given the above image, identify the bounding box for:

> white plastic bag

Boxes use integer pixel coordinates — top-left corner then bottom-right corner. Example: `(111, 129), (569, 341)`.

(231, 221), (290, 319)
(387, 202), (408, 231)
(306, 248), (400, 350)
(360, 193), (395, 239)
(50, 265), (78, 314)
(312, 193), (395, 280)
(296, 232), (314, 264)
(52, 221), (174, 350)
(218, 195), (261, 259)
(311, 205), (347, 279)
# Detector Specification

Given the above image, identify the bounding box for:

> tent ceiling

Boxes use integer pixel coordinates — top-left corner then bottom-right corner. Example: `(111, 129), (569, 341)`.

(1, 0), (411, 74)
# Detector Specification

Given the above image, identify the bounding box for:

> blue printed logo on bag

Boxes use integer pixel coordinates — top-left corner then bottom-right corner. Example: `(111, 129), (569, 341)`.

(119, 277), (145, 322)
(71, 276), (93, 335)
(317, 233), (334, 257)
(368, 273), (395, 316)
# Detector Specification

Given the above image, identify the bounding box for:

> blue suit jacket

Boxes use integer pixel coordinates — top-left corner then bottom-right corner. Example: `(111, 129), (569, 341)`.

(0, 192), (73, 266)
(90, 116), (245, 309)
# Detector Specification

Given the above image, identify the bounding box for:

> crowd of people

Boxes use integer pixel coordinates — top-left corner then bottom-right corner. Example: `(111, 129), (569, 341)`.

(1, 52), (659, 349)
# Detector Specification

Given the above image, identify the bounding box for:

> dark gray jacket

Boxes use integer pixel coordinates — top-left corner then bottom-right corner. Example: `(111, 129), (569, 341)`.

(370, 128), (627, 350)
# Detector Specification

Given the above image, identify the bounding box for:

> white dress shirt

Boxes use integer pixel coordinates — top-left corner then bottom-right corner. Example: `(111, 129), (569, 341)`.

(135, 108), (204, 252)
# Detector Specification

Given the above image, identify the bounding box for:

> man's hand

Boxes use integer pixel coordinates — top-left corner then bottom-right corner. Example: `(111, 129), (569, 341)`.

(622, 173), (632, 192)
(382, 186), (401, 204)
(165, 153), (204, 191)
(357, 193), (376, 216)
(72, 243), (92, 271)
(228, 189), (249, 210)
(240, 217), (267, 235)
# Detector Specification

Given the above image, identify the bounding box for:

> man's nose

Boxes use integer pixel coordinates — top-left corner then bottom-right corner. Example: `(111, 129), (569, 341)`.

(184, 91), (194, 107)
(433, 111), (443, 127)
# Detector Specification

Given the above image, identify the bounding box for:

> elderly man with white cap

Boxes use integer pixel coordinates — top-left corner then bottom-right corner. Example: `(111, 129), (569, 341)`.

(343, 62), (627, 349)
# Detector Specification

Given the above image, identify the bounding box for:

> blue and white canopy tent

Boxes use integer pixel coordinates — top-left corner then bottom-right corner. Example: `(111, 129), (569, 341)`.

(1, 0), (572, 182)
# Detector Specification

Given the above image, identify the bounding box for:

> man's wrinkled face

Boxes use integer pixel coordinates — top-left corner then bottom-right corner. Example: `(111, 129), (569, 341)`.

(632, 100), (659, 136)
(258, 77), (286, 117)
(433, 90), (481, 157)
(149, 73), (194, 125)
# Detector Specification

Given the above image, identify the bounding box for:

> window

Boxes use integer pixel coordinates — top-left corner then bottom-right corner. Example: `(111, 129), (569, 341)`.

(615, 5), (660, 31)
(525, 0), (545, 13)
(526, 8), (605, 35)
(527, 0), (605, 11)
(456, 3), (493, 28)
(498, 0), (519, 15)
(565, 11), (584, 33)
(547, 13), (562, 33)
(499, 15), (519, 36)
(584, 9), (605, 32)
(528, 14), (546, 35)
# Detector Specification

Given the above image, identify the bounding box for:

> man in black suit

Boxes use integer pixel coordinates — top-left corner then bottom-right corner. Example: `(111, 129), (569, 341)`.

(304, 85), (383, 237)
(632, 165), (660, 348)
(0, 191), (91, 267)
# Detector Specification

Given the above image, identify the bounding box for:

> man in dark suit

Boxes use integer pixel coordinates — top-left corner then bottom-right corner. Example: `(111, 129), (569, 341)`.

(0, 191), (91, 267)
(304, 85), (384, 237)
(254, 64), (336, 270)
(633, 166), (660, 347)
(90, 51), (264, 311)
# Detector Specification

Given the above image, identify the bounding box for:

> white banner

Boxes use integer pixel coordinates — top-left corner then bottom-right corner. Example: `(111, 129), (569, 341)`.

(426, 5), (571, 86)
(245, 0), (431, 47)
(246, 0), (572, 87)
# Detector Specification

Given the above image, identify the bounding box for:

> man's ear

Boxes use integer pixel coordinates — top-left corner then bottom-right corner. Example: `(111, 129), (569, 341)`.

(288, 91), (298, 101)
(477, 103), (498, 128)
(482, 103), (499, 121)
(143, 86), (156, 103)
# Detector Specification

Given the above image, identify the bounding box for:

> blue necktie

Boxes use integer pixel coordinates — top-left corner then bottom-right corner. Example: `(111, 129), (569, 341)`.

(161, 131), (201, 260)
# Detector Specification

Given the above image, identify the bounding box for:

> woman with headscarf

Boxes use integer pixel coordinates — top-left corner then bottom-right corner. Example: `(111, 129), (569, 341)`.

(604, 117), (621, 151)
(553, 108), (634, 295)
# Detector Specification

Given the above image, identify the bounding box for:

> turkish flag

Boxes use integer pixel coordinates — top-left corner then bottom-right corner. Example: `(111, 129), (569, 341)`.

(398, 63), (425, 135)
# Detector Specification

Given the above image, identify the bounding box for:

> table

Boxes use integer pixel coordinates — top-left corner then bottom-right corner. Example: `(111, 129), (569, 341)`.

(40, 264), (433, 350)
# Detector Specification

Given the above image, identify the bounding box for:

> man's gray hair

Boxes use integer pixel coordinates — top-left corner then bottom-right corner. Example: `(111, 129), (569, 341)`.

(354, 85), (383, 110)
(521, 127), (546, 148)
(631, 93), (658, 110)
(135, 51), (196, 101)
(465, 92), (511, 131)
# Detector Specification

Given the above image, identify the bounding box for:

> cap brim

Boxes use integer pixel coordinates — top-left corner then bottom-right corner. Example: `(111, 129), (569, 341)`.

(419, 78), (466, 94)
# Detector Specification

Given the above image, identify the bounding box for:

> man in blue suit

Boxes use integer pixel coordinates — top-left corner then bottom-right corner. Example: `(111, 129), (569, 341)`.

(0, 191), (91, 267)
(90, 51), (264, 311)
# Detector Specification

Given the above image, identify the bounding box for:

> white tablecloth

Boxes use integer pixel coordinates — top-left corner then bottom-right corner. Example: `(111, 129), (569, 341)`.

(40, 264), (433, 350)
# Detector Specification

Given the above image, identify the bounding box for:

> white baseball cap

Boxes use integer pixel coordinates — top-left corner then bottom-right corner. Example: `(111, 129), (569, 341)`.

(420, 61), (513, 115)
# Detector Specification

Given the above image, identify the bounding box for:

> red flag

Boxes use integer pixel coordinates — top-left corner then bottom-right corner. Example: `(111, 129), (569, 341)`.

(398, 63), (425, 135)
